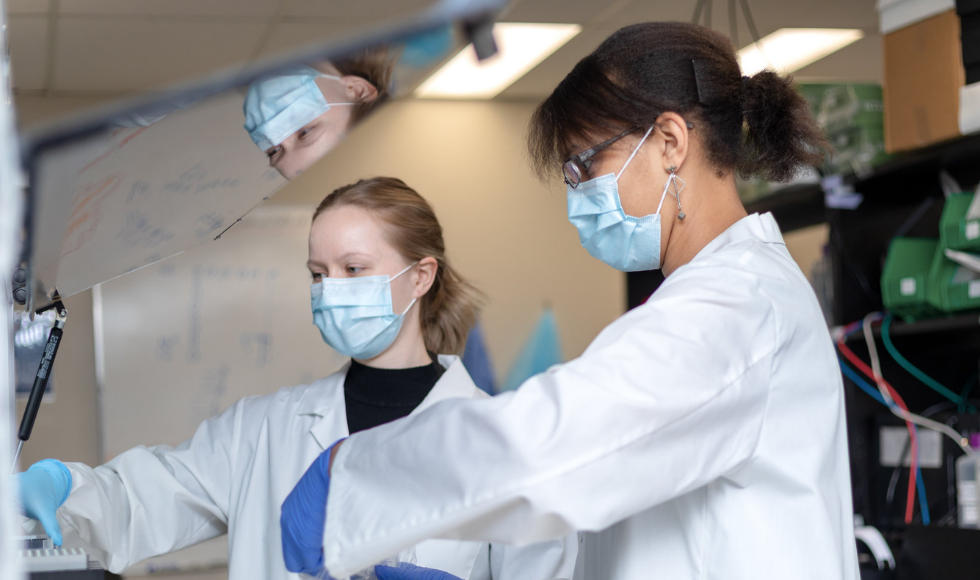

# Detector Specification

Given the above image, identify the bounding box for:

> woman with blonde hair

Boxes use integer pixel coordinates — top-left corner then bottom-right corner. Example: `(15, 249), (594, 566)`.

(15, 177), (576, 580)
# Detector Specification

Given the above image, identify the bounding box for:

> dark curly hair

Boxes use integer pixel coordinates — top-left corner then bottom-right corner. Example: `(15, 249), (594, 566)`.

(527, 22), (829, 183)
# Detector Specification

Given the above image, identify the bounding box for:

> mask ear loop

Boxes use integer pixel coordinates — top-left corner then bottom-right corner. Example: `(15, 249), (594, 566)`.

(615, 125), (656, 181)
(316, 74), (359, 107)
(390, 261), (421, 316)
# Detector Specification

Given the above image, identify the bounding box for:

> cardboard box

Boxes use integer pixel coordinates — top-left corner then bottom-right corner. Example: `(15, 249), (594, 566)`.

(884, 10), (966, 152)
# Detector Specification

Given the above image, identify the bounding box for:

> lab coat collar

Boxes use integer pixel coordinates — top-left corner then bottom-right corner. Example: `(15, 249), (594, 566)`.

(412, 355), (485, 415)
(297, 366), (350, 451)
(300, 355), (480, 450)
(692, 212), (785, 262)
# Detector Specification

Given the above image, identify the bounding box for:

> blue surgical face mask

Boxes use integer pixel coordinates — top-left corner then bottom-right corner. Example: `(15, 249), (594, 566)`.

(566, 126), (674, 272)
(243, 66), (355, 152)
(311, 262), (418, 360)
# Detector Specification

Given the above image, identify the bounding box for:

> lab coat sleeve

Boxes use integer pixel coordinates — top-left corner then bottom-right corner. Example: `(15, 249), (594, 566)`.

(322, 265), (778, 577)
(56, 394), (272, 572)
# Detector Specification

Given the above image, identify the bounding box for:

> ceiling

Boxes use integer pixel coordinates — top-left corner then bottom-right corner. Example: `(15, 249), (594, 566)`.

(6, 0), (882, 103)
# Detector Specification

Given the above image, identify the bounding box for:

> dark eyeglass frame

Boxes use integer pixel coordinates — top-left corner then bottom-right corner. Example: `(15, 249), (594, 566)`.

(562, 121), (696, 188)
(562, 127), (639, 189)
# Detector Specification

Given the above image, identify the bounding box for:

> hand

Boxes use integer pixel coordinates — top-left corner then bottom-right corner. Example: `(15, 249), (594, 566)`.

(15, 459), (72, 546)
(281, 439), (343, 577)
(375, 563), (463, 580)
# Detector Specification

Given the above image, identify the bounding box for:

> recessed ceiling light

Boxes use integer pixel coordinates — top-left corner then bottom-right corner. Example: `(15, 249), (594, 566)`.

(738, 28), (864, 76)
(415, 23), (581, 99)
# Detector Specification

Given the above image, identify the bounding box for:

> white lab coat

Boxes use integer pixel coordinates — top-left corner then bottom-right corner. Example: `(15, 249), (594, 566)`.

(322, 213), (860, 580)
(55, 355), (577, 580)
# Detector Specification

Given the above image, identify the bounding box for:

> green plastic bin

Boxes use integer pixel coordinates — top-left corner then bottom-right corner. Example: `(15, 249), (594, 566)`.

(926, 244), (980, 313)
(940, 193), (980, 251)
(881, 237), (942, 322)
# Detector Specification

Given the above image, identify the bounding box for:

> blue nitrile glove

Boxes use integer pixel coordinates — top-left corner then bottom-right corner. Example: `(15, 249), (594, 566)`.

(15, 459), (72, 546)
(281, 440), (342, 577)
(375, 563), (463, 580)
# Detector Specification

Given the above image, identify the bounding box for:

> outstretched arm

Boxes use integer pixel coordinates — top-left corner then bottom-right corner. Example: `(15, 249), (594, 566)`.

(316, 269), (776, 578)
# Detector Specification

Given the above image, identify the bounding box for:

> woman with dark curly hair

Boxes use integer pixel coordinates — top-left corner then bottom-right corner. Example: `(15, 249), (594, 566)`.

(282, 22), (858, 580)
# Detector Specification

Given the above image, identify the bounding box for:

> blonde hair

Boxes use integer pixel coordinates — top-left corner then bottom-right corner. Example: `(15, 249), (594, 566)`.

(313, 177), (484, 355)
(333, 46), (395, 126)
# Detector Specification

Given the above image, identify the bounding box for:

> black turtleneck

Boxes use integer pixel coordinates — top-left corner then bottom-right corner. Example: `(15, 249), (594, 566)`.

(343, 358), (445, 434)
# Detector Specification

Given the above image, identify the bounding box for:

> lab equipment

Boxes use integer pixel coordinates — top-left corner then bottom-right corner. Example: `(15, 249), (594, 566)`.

(18, 548), (89, 572)
(566, 126), (669, 272)
(925, 242), (980, 313)
(15, 459), (72, 546)
(12, 301), (67, 469)
(16, 545), (105, 580)
(939, 191), (980, 251)
(956, 438), (980, 528)
(311, 262), (417, 360)
(879, 237), (940, 323)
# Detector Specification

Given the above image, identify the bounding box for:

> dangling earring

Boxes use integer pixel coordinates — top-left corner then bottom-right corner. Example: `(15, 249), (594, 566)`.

(665, 166), (686, 220)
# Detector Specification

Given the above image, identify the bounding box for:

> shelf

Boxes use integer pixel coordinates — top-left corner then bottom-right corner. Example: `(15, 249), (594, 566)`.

(743, 132), (980, 232)
(857, 132), (980, 199)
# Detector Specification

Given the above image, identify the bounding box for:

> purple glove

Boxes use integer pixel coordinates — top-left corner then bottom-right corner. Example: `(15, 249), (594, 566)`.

(281, 440), (342, 577)
(375, 563), (463, 580)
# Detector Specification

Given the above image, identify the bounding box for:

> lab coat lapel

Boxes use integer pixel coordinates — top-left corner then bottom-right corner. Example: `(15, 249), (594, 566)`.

(300, 356), (481, 450)
(298, 363), (351, 451)
(412, 355), (485, 416)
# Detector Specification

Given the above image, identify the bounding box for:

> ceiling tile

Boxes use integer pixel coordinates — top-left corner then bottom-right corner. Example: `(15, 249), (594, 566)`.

(8, 17), (48, 91)
(794, 33), (883, 83)
(257, 21), (366, 58)
(52, 20), (267, 92)
(600, 0), (701, 28)
(59, 0), (280, 18)
(496, 0), (883, 100)
(497, 27), (611, 100)
(607, 0), (877, 34)
(500, 0), (608, 24)
(283, 0), (435, 20)
(8, 0), (50, 15)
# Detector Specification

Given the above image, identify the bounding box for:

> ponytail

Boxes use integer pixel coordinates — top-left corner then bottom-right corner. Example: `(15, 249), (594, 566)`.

(527, 22), (830, 182)
(313, 177), (484, 355)
(739, 71), (826, 182)
(418, 257), (483, 356)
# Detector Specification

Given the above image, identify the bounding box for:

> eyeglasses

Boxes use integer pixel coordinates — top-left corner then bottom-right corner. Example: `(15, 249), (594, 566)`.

(561, 122), (695, 188)
(562, 127), (639, 189)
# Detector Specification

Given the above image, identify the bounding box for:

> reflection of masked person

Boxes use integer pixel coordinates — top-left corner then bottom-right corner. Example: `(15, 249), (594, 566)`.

(244, 64), (381, 180)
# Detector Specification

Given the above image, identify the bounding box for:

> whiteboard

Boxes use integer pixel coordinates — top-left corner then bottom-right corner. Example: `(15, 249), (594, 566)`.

(57, 91), (287, 299)
(95, 205), (347, 574)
